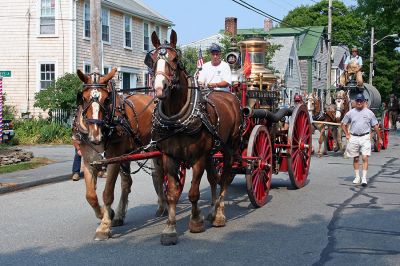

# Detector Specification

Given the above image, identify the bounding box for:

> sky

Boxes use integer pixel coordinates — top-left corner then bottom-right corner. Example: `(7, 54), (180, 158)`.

(138, 0), (357, 46)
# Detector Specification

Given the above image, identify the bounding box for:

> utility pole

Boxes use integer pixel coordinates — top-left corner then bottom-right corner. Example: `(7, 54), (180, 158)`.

(369, 27), (374, 85)
(90, 0), (102, 73)
(326, 0), (332, 105)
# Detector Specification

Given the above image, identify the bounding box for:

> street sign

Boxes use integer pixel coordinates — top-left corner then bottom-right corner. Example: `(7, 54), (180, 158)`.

(0, 71), (11, 77)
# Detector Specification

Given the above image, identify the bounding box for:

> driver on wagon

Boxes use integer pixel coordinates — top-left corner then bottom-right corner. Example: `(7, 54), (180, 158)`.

(198, 43), (232, 92)
(339, 46), (363, 88)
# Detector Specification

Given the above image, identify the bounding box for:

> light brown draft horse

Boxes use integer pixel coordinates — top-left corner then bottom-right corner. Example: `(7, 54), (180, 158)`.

(388, 93), (399, 130)
(74, 68), (156, 240)
(149, 30), (242, 245)
(308, 91), (349, 156)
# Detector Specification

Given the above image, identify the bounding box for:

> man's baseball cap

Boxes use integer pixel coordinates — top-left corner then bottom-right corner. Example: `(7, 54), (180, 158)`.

(355, 93), (365, 101)
(210, 43), (221, 53)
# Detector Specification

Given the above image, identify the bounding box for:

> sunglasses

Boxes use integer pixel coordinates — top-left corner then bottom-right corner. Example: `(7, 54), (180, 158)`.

(355, 99), (364, 102)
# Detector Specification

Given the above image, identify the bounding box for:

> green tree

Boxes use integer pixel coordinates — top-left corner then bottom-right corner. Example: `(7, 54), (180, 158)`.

(281, 0), (365, 47)
(34, 73), (82, 113)
(355, 0), (400, 100)
(180, 46), (210, 76)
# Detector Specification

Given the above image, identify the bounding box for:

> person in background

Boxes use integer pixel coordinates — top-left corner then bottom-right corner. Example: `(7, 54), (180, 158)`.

(71, 148), (81, 181)
(198, 43), (232, 92)
(340, 46), (363, 88)
(341, 93), (382, 186)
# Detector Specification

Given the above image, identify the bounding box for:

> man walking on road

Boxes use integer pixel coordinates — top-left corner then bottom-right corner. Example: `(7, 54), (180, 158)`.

(341, 93), (382, 186)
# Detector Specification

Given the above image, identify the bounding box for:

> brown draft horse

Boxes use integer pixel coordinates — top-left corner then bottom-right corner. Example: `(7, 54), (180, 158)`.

(74, 68), (157, 240)
(149, 30), (242, 245)
(307, 91), (349, 156)
(388, 93), (399, 130)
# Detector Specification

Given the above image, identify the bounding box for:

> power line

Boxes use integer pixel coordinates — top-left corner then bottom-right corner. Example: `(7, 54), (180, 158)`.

(232, 0), (327, 40)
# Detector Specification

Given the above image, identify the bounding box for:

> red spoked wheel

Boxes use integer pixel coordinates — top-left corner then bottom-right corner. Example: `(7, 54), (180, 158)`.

(381, 110), (389, 149)
(288, 104), (312, 189)
(163, 163), (186, 196)
(325, 127), (334, 151)
(245, 125), (273, 208)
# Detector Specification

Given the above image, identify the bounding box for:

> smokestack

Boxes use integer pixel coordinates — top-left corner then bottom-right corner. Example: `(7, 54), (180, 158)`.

(225, 17), (237, 36)
(264, 18), (273, 32)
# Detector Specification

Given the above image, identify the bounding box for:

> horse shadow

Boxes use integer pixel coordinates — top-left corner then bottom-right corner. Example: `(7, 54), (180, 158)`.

(110, 174), (304, 239)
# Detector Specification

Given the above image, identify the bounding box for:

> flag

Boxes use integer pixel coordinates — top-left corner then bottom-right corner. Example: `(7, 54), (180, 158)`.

(197, 47), (204, 69)
(243, 48), (251, 78)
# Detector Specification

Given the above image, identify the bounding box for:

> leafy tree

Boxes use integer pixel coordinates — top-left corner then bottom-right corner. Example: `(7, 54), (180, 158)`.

(34, 73), (82, 113)
(355, 0), (400, 100)
(281, 0), (365, 47)
(180, 46), (210, 76)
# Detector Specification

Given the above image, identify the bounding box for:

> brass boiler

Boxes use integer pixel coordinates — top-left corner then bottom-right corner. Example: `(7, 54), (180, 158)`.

(239, 38), (278, 109)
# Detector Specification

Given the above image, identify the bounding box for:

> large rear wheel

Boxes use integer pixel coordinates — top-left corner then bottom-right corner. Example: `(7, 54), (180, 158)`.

(288, 105), (312, 189)
(246, 125), (273, 208)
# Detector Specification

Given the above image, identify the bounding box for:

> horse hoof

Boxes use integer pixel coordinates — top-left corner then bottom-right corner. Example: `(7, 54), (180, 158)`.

(94, 231), (111, 241)
(160, 232), (178, 245)
(111, 218), (124, 227)
(212, 216), (226, 227)
(189, 216), (205, 233)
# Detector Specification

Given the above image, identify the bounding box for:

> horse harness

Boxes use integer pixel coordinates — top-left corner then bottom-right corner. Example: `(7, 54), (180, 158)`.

(73, 72), (145, 153)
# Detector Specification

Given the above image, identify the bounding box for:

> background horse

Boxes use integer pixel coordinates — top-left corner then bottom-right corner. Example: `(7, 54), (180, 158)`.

(74, 68), (157, 240)
(388, 93), (399, 130)
(149, 30), (242, 245)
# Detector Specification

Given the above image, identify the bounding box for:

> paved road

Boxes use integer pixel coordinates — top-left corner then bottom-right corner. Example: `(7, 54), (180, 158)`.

(0, 135), (399, 265)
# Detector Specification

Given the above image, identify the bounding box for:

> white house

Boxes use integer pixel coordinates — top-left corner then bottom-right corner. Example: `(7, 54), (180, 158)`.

(0, 0), (173, 117)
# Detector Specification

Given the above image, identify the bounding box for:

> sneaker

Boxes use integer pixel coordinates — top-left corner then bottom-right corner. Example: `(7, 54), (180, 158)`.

(352, 176), (361, 184)
(72, 173), (80, 181)
(361, 177), (367, 187)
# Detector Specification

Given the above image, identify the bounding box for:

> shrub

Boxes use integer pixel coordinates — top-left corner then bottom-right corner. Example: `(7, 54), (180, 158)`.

(14, 119), (71, 145)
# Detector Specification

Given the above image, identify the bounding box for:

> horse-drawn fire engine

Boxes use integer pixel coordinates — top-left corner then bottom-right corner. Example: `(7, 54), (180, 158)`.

(77, 31), (311, 244)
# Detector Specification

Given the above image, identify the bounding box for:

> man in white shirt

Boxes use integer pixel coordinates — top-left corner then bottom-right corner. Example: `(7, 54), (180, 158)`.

(340, 47), (364, 88)
(198, 43), (232, 92)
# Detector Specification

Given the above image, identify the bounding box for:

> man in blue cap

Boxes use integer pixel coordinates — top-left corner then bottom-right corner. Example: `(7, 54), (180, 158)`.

(198, 43), (232, 92)
(341, 93), (382, 186)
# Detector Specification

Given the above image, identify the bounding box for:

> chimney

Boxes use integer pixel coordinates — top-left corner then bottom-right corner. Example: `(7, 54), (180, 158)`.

(225, 17), (237, 36)
(264, 18), (273, 32)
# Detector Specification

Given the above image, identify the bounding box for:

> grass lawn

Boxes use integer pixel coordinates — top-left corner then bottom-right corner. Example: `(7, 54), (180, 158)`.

(0, 157), (53, 174)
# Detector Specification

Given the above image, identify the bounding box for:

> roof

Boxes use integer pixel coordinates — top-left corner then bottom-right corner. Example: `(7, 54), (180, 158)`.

(332, 45), (349, 68)
(269, 36), (295, 76)
(103, 0), (173, 26)
(222, 26), (326, 58)
(181, 34), (223, 49)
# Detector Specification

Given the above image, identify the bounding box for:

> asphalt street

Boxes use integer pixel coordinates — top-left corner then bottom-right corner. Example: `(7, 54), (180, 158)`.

(0, 134), (399, 265)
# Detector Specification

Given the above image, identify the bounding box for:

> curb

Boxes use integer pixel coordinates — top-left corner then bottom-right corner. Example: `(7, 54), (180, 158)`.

(0, 174), (71, 195)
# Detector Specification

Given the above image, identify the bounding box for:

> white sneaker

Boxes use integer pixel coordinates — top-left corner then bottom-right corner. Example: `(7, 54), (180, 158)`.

(353, 176), (361, 184)
(361, 177), (367, 187)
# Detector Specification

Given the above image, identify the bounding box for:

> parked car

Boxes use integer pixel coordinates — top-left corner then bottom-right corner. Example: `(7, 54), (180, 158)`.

(2, 119), (15, 143)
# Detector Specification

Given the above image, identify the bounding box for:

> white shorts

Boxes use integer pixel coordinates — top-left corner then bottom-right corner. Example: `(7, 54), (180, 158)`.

(345, 134), (371, 157)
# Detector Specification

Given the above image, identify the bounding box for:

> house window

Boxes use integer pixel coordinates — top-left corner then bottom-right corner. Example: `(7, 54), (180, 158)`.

(121, 73), (137, 90)
(40, 0), (55, 34)
(288, 58), (293, 77)
(314, 60), (317, 72)
(103, 67), (110, 75)
(84, 2), (90, 38)
(143, 22), (149, 51)
(84, 64), (91, 74)
(318, 62), (321, 80)
(101, 8), (110, 42)
(155, 25), (160, 38)
(124, 16), (132, 48)
(40, 63), (55, 89)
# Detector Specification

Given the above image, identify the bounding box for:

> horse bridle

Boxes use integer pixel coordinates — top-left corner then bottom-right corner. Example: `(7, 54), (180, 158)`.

(149, 45), (183, 90)
(81, 72), (116, 127)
